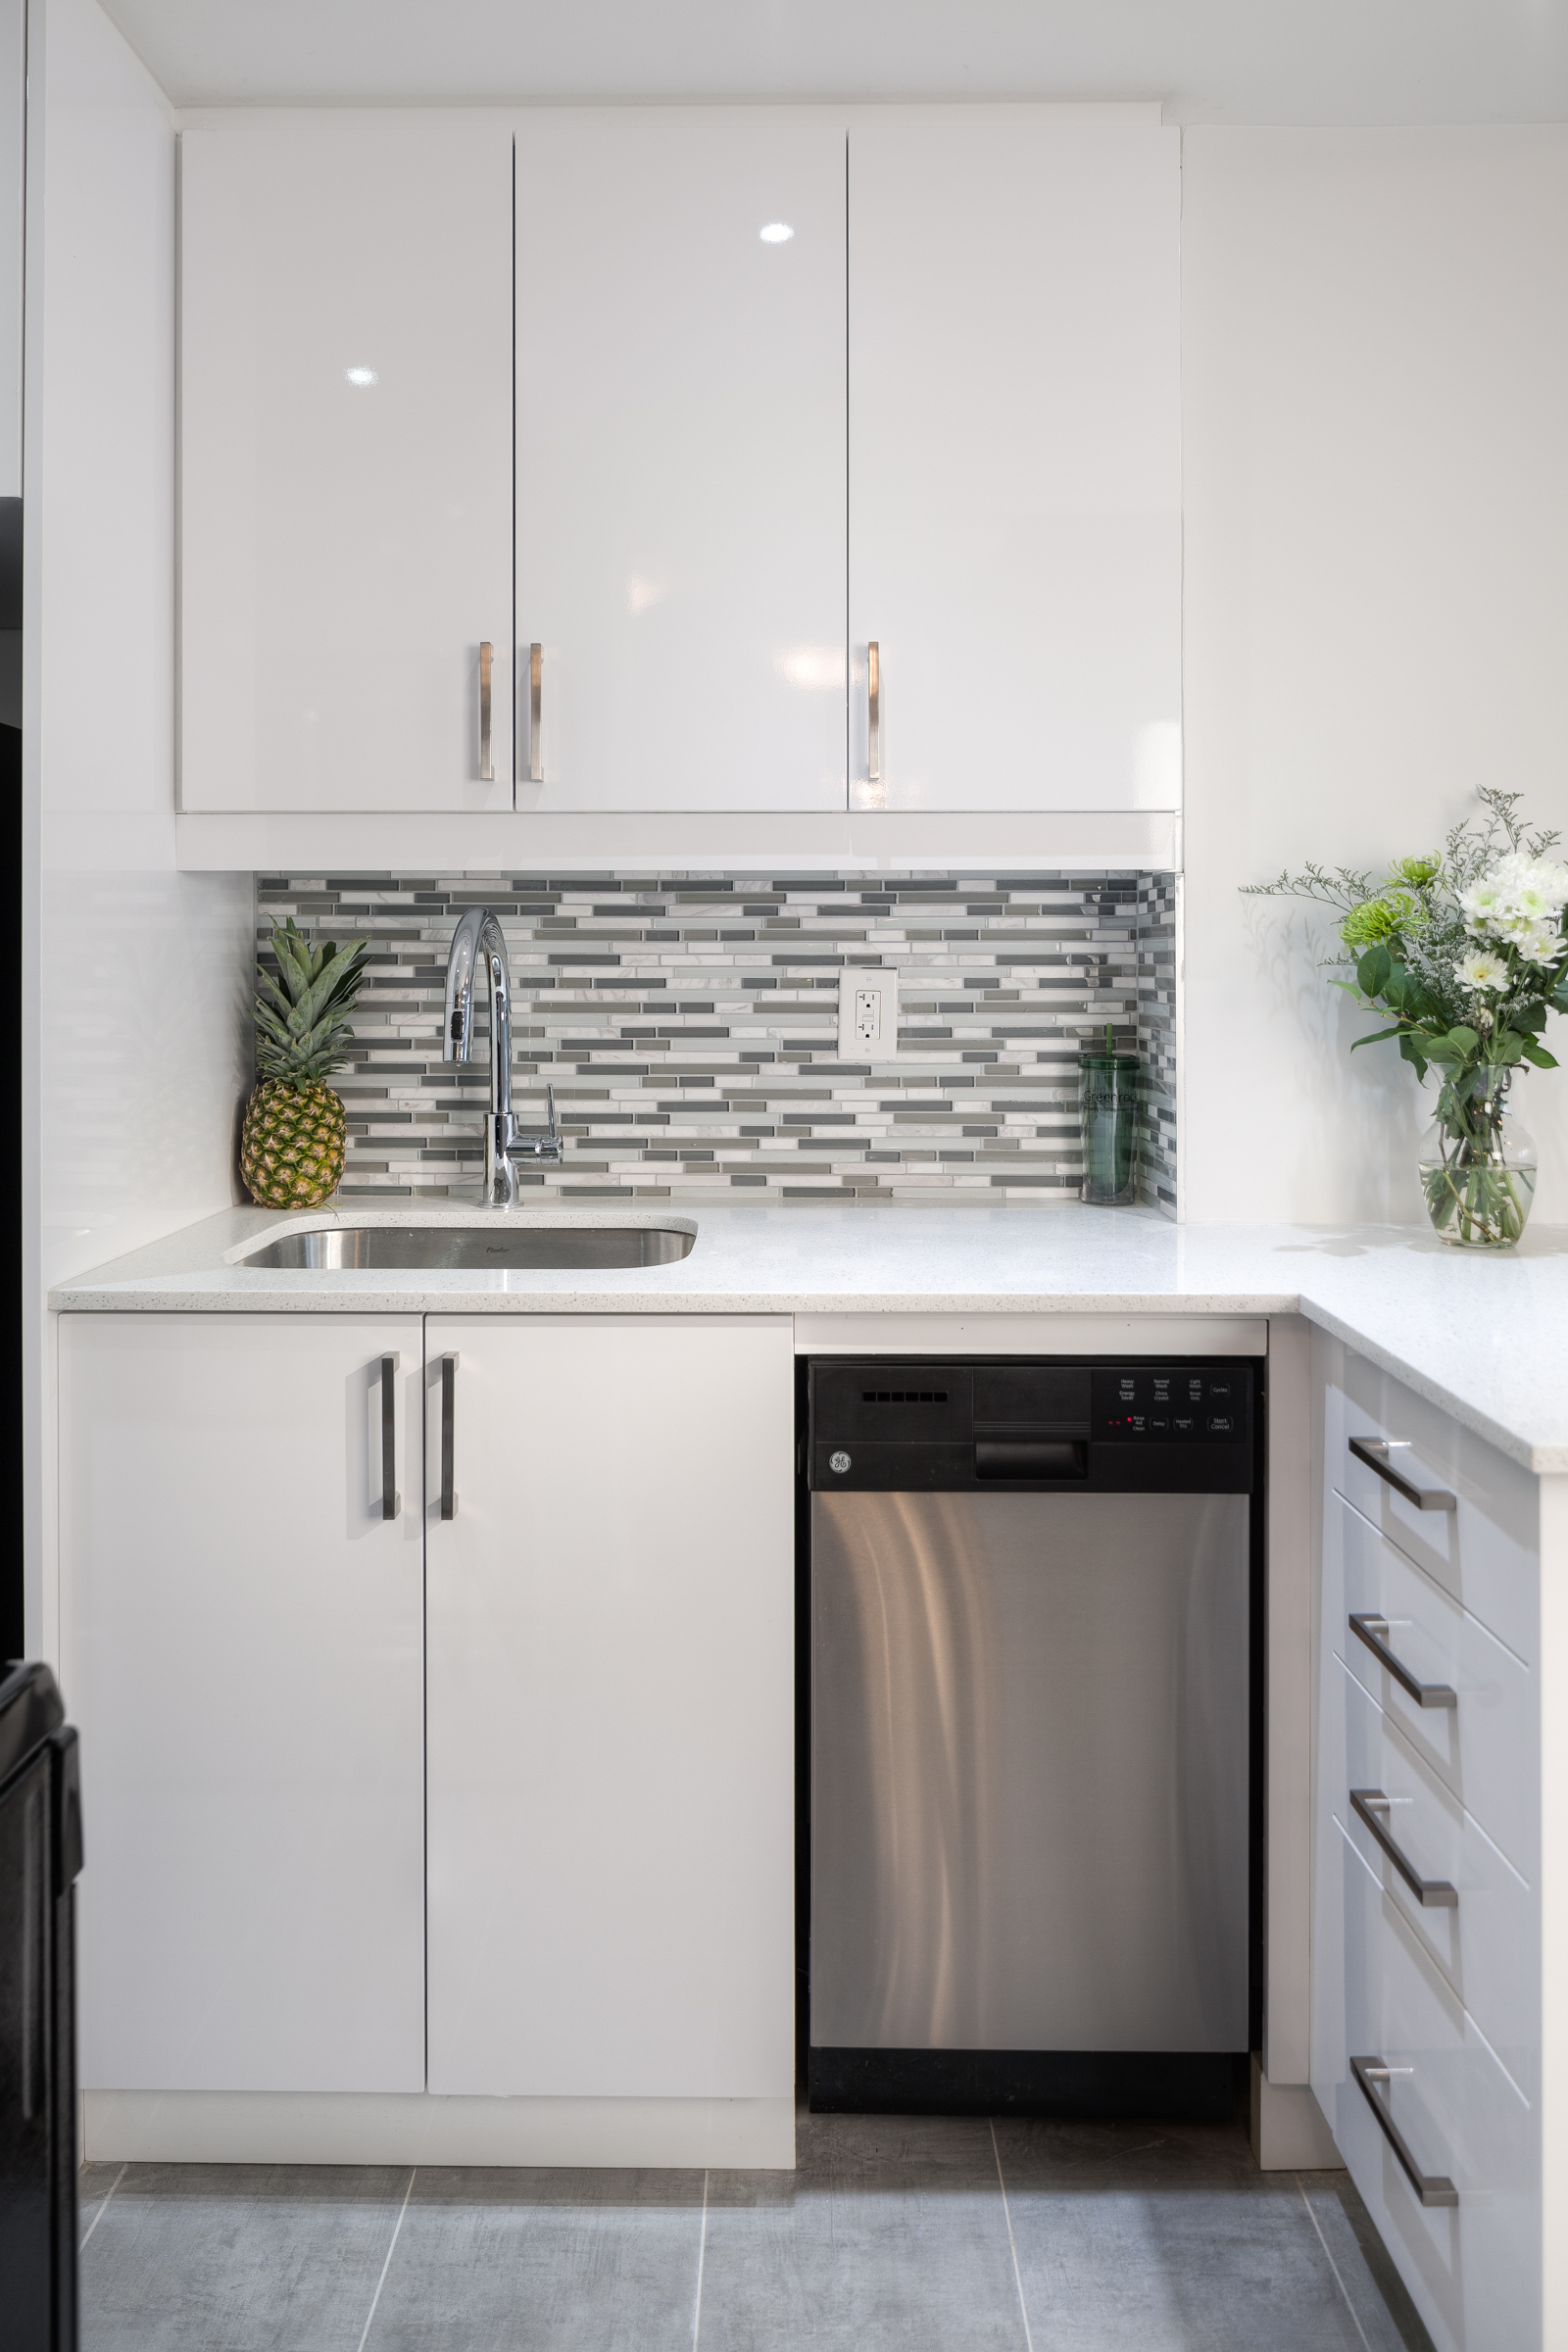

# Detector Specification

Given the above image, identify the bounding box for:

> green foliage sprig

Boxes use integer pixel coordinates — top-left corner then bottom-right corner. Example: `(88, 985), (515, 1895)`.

(254, 916), (369, 1087)
(1244, 791), (1568, 1118)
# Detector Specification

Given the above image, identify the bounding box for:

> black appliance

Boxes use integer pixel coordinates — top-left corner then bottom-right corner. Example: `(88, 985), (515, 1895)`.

(1, 1662), (83, 2350)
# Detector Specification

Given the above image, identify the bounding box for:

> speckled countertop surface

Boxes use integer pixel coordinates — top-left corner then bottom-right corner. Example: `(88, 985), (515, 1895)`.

(48, 1200), (1568, 1473)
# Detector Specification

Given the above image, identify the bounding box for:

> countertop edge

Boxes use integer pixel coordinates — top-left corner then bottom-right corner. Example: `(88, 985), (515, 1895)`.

(48, 1203), (1568, 1480)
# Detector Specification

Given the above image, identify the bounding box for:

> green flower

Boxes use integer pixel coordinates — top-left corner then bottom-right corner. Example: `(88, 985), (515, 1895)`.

(1392, 855), (1442, 888)
(1340, 891), (1422, 949)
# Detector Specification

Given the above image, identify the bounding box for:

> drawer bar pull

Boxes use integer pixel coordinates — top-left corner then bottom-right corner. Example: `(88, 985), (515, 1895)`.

(380, 1353), (401, 1521)
(1349, 1788), (1458, 1907)
(867, 640), (881, 783)
(1348, 1436), (1456, 1513)
(478, 640), (493, 782)
(440, 1352), (459, 1520)
(1350, 2055), (1458, 2207)
(1348, 1614), (1457, 1709)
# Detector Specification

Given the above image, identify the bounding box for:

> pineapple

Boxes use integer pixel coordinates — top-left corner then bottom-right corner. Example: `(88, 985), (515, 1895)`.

(240, 917), (369, 1208)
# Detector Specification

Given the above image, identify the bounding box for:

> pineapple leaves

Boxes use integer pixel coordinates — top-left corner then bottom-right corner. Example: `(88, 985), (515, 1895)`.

(253, 917), (368, 1087)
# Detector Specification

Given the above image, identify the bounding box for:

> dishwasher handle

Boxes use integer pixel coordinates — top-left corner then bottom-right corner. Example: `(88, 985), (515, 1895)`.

(974, 1439), (1088, 1480)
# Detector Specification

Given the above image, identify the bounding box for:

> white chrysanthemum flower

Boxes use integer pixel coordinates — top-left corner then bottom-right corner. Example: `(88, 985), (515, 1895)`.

(1515, 916), (1565, 966)
(1454, 950), (1510, 990)
(1461, 852), (1568, 943)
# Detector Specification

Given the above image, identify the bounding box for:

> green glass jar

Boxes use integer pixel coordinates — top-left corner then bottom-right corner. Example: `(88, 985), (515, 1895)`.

(1079, 1040), (1142, 1206)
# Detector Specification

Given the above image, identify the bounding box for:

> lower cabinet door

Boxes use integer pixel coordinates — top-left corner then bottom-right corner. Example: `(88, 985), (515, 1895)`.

(1317, 1806), (1540, 2352)
(59, 1312), (426, 2093)
(424, 1314), (796, 2099)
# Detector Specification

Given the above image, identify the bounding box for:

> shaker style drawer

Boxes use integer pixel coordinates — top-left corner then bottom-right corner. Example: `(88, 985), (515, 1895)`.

(1326, 1821), (1540, 2352)
(1325, 1350), (1538, 1666)
(1330, 1656), (1538, 2098)
(1329, 1495), (1538, 1875)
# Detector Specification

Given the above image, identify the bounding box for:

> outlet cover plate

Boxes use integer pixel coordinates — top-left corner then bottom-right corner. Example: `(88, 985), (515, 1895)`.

(838, 969), (897, 1060)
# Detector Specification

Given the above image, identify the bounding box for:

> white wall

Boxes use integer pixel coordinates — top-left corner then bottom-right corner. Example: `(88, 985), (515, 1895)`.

(1181, 127), (1568, 1226)
(22, 0), (252, 1651)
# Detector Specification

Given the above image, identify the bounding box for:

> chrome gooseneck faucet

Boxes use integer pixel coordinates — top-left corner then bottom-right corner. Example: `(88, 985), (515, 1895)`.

(443, 906), (563, 1203)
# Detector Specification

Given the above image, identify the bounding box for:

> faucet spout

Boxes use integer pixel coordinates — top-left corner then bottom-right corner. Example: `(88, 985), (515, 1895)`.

(443, 906), (518, 1204)
(443, 908), (563, 1201)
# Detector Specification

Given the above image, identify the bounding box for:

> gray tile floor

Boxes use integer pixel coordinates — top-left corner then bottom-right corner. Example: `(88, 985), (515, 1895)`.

(79, 2111), (1436, 2352)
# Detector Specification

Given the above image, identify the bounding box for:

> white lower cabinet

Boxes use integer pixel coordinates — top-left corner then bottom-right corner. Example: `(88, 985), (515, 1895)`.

(1313, 1334), (1545, 2352)
(59, 1313), (426, 2093)
(1315, 1810), (1539, 2352)
(423, 1314), (796, 2099)
(60, 1306), (798, 2134)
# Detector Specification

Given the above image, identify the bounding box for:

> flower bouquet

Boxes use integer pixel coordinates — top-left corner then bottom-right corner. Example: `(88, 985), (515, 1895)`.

(1247, 791), (1568, 1247)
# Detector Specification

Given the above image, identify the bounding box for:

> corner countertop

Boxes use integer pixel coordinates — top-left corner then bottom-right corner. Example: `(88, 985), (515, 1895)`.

(47, 1200), (1568, 1475)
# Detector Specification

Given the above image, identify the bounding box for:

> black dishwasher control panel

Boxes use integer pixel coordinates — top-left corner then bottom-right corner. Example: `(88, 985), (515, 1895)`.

(809, 1359), (1254, 1494)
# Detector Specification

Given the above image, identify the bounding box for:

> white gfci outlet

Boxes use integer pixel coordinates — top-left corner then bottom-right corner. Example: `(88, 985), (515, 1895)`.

(838, 969), (897, 1059)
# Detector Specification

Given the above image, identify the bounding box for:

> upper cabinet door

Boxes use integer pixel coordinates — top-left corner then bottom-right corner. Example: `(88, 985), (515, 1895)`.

(514, 109), (847, 812)
(848, 108), (1181, 814)
(179, 112), (514, 812)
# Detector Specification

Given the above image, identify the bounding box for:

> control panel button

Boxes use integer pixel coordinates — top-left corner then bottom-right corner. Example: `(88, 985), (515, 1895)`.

(1172, 1415), (1195, 1433)
(1206, 1415), (1233, 1435)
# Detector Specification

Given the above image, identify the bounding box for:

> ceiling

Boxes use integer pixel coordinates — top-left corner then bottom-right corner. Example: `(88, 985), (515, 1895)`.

(97, 0), (1568, 122)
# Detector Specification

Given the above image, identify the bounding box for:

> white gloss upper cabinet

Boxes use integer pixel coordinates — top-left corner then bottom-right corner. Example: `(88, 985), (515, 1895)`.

(514, 109), (847, 812)
(847, 107), (1181, 813)
(179, 112), (514, 812)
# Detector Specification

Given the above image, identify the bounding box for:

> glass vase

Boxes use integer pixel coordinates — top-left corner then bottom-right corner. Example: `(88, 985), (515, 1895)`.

(1417, 1069), (1537, 1249)
(1079, 1051), (1141, 1206)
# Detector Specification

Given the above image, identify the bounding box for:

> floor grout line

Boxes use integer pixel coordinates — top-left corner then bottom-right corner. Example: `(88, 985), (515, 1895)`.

(990, 2120), (1036, 2352)
(691, 2167), (710, 2350)
(357, 2166), (416, 2352)
(1295, 2170), (1374, 2352)
(78, 2161), (128, 2252)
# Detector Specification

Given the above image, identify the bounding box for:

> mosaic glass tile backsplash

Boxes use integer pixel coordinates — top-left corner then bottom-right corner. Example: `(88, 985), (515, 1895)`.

(256, 871), (1179, 1213)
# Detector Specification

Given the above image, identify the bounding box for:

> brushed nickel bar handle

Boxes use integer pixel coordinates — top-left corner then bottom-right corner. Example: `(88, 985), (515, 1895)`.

(528, 642), (543, 783)
(380, 1354), (401, 1520)
(1350, 2056), (1458, 2207)
(1349, 1436), (1456, 1512)
(1348, 1613), (1457, 1709)
(867, 640), (880, 783)
(441, 1352), (459, 1520)
(1349, 1788), (1457, 1908)
(478, 640), (494, 781)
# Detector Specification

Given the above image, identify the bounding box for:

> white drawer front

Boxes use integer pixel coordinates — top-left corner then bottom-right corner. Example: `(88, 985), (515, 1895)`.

(1326, 1349), (1538, 1665)
(1330, 1495), (1538, 1874)
(1331, 1657), (1538, 2098)
(1325, 1822), (1540, 2352)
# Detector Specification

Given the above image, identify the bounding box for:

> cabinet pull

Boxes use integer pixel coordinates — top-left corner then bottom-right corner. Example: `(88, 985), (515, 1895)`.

(1348, 1436), (1456, 1513)
(527, 643), (543, 783)
(478, 641), (494, 781)
(867, 640), (880, 782)
(1349, 1788), (1457, 1908)
(1348, 1613), (1457, 1709)
(1350, 2056), (1458, 2207)
(380, 1353), (401, 1520)
(441, 1352), (459, 1520)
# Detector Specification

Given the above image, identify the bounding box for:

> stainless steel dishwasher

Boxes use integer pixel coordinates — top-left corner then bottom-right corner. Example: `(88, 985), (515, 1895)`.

(808, 1356), (1257, 2119)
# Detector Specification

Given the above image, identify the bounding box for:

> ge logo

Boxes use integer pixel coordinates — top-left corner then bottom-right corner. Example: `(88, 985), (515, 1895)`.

(829, 1450), (852, 1474)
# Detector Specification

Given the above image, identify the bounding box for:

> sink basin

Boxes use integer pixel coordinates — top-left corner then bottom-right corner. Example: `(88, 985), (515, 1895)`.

(239, 1224), (696, 1271)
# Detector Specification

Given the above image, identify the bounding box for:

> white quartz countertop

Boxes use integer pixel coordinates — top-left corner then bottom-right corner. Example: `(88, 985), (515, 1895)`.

(48, 1199), (1568, 1473)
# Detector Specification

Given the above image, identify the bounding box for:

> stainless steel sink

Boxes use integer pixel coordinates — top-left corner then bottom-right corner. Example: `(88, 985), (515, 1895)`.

(240, 1225), (696, 1271)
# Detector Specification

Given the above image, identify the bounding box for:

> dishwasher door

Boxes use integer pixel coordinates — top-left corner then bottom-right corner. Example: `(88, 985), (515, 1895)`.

(809, 1489), (1250, 2058)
